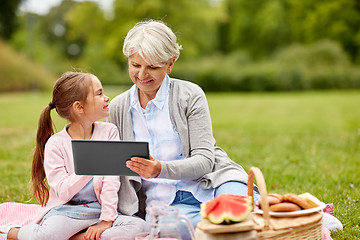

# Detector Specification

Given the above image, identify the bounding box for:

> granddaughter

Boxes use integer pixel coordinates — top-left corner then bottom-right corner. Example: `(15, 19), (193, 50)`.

(0, 72), (146, 240)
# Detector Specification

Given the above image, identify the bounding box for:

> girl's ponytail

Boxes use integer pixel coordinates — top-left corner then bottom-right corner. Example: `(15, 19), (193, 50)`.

(30, 71), (92, 206)
(31, 103), (55, 206)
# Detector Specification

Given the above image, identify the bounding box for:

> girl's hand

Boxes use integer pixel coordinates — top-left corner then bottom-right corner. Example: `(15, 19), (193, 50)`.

(84, 220), (113, 240)
(126, 155), (161, 179)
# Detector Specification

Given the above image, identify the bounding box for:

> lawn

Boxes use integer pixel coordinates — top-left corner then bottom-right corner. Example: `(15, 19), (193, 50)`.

(0, 89), (359, 239)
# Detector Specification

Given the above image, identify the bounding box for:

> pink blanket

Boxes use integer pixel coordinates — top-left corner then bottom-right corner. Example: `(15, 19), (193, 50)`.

(0, 202), (335, 240)
(0, 202), (40, 226)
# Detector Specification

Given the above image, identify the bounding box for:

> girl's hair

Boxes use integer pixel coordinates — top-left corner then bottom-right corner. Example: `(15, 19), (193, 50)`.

(32, 71), (93, 206)
(123, 19), (182, 67)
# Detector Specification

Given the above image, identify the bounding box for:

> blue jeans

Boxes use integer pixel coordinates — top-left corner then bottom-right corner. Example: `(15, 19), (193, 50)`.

(170, 181), (260, 239)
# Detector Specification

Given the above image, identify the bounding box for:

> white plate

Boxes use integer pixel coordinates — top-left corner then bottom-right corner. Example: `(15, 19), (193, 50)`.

(254, 202), (326, 217)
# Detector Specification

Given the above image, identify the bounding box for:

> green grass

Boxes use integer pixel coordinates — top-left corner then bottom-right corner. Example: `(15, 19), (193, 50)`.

(0, 90), (359, 239)
(207, 91), (360, 239)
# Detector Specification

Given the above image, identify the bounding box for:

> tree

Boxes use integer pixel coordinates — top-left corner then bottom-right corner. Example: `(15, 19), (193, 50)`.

(102, 0), (224, 62)
(219, 0), (290, 59)
(220, 0), (360, 61)
(286, 0), (360, 61)
(0, 0), (23, 39)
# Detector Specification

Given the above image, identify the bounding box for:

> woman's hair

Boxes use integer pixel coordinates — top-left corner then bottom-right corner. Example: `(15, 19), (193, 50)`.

(123, 19), (182, 66)
(32, 71), (93, 206)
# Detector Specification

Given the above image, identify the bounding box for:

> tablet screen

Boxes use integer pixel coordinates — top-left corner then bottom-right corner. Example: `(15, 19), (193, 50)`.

(72, 140), (149, 176)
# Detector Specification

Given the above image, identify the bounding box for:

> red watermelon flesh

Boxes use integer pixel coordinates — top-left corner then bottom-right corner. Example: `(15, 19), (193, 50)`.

(200, 197), (220, 218)
(201, 194), (252, 217)
(201, 194), (253, 224)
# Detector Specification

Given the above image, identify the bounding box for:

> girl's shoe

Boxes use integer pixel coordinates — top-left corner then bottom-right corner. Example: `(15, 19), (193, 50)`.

(322, 212), (343, 231)
(0, 224), (20, 240)
(322, 203), (343, 231)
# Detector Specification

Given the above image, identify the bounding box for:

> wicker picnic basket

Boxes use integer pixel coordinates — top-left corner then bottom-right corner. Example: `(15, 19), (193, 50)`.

(247, 166), (323, 240)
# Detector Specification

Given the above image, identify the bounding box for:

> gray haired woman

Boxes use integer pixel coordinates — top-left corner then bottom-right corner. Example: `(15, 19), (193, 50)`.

(108, 19), (259, 232)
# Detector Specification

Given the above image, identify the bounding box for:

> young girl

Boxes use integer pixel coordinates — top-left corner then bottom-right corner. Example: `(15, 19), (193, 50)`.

(0, 72), (146, 240)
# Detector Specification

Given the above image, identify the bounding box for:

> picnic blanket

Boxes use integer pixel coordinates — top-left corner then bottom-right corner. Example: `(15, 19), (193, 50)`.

(0, 202), (337, 240)
(0, 202), (40, 226)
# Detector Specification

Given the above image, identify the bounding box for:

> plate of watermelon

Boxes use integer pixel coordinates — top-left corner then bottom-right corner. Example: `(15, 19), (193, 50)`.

(254, 202), (326, 217)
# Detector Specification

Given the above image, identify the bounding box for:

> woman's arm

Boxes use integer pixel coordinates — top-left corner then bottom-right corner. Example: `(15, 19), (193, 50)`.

(127, 80), (216, 180)
(158, 82), (215, 179)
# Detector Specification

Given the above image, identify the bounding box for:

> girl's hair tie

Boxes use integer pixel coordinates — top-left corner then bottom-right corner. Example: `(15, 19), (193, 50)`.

(49, 102), (55, 109)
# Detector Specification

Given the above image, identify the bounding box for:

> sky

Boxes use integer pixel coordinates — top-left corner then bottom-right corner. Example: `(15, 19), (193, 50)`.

(19, 0), (114, 15)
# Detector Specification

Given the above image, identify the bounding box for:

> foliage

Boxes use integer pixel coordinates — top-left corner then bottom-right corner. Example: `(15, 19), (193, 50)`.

(285, 0), (360, 61)
(10, 13), (72, 75)
(172, 40), (360, 91)
(3, 0), (360, 91)
(0, 91), (359, 239)
(219, 0), (290, 58)
(0, 39), (55, 92)
(0, 0), (23, 39)
(37, 0), (80, 59)
(74, 43), (130, 85)
(221, 0), (360, 61)
(62, 0), (224, 67)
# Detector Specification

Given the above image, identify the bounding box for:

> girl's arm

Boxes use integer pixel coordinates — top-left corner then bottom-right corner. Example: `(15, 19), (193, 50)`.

(98, 125), (121, 221)
(97, 176), (120, 221)
(44, 124), (121, 203)
(44, 142), (92, 202)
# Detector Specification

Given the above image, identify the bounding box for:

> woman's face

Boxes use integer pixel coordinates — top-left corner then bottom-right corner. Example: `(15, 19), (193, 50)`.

(128, 52), (175, 98)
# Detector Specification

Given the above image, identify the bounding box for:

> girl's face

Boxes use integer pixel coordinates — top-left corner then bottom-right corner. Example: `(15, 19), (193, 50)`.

(128, 52), (175, 99)
(83, 75), (110, 122)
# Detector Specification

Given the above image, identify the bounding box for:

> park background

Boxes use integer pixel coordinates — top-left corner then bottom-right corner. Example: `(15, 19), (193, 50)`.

(0, 0), (359, 239)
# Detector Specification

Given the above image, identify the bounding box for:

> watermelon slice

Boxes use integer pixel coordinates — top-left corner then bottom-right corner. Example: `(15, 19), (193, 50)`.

(200, 194), (252, 224)
(200, 196), (220, 218)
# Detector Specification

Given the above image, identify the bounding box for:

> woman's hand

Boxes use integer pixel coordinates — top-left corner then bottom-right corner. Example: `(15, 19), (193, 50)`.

(126, 155), (161, 179)
(84, 220), (113, 240)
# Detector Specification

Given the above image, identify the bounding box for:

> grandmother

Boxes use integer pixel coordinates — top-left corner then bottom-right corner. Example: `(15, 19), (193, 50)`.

(108, 20), (259, 229)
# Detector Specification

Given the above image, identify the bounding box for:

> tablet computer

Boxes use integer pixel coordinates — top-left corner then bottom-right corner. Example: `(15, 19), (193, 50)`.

(71, 140), (149, 176)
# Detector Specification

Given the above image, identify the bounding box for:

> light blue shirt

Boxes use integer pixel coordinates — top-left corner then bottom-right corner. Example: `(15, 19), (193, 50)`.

(129, 75), (214, 205)
(42, 179), (100, 222)
(71, 179), (98, 204)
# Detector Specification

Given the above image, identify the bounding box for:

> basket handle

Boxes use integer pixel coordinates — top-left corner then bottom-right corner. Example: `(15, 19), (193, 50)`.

(247, 166), (271, 230)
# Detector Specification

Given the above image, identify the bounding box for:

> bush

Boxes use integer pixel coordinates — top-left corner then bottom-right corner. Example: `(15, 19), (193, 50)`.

(274, 39), (351, 68)
(0, 39), (55, 92)
(79, 44), (130, 86)
(172, 39), (359, 91)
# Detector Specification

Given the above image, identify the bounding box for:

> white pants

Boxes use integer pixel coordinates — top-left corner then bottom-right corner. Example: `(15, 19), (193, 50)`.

(18, 214), (147, 240)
